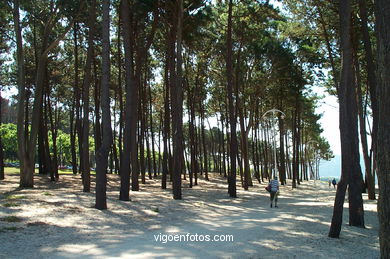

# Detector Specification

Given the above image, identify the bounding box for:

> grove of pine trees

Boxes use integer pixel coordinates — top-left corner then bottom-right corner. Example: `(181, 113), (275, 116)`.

(0, 0), (389, 257)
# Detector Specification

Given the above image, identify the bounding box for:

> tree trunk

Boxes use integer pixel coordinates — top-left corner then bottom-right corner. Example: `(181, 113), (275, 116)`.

(278, 114), (286, 185)
(374, 0), (390, 256)
(226, 0), (237, 198)
(148, 82), (157, 177)
(119, 0), (134, 201)
(0, 90), (4, 180)
(171, 0), (183, 200)
(95, 0), (112, 210)
(81, 0), (97, 193)
(329, 0), (365, 237)
(201, 108), (209, 181)
(13, 0), (30, 187)
(70, 22), (79, 175)
(353, 43), (374, 199)
(358, 0), (377, 200)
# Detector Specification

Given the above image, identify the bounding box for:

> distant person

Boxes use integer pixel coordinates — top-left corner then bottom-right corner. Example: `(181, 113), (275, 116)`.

(268, 177), (279, 208)
(328, 180), (331, 188)
(332, 178), (337, 189)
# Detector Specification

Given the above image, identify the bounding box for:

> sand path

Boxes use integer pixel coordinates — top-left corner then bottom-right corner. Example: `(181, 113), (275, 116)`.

(0, 174), (379, 258)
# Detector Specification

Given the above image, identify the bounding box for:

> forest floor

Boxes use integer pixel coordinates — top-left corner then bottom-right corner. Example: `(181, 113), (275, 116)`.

(0, 172), (379, 259)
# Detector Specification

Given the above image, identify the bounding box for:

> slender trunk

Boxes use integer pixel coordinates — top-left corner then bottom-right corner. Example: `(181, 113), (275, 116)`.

(329, 0), (365, 237)
(14, 0), (30, 187)
(374, 0), (390, 256)
(119, 0), (134, 201)
(81, 0), (97, 193)
(148, 82), (157, 177)
(70, 23), (79, 175)
(95, 0), (112, 210)
(47, 89), (59, 180)
(278, 114), (286, 185)
(171, 0), (183, 199)
(201, 109), (208, 181)
(226, 0), (237, 198)
(353, 43), (374, 199)
(358, 0), (377, 200)
(0, 90), (4, 180)
(162, 52), (170, 190)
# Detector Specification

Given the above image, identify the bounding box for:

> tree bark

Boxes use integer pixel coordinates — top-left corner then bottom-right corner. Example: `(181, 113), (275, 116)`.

(329, 0), (365, 237)
(119, 0), (134, 201)
(0, 90), (4, 180)
(81, 0), (97, 193)
(374, 0), (390, 256)
(226, 0), (237, 198)
(171, 0), (183, 200)
(95, 0), (112, 210)
(358, 0), (377, 200)
(70, 22), (79, 175)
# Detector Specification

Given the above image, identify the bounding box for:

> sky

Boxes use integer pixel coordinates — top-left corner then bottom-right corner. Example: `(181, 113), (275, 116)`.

(313, 86), (341, 155)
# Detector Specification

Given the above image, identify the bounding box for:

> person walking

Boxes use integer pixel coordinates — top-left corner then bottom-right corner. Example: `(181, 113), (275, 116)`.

(332, 178), (337, 189)
(269, 176), (279, 208)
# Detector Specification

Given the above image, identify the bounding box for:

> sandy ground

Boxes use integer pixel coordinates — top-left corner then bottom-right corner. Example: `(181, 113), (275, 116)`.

(0, 173), (379, 259)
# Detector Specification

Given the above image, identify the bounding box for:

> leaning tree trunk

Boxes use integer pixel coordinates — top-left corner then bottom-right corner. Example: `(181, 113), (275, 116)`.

(329, 0), (365, 238)
(95, 0), (112, 210)
(374, 0), (390, 256)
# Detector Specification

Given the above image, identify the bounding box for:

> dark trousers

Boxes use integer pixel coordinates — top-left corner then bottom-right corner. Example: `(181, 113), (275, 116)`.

(270, 191), (278, 204)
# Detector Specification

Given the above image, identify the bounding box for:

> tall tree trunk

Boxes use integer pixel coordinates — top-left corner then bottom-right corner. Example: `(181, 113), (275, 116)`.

(95, 0), (112, 210)
(14, 0), (74, 187)
(162, 47), (170, 189)
(329, 0), (365, 237)
(353, 44), (374, 200)
(278, 114), (286, 185)
(201, 108), (209, 181)
(171, 0), (183, 200)
(70, 22), (79, 175)
(81, 0), (97, 193)
(0, 90), (4, 180)
(226, 0), (237, 198)
(119, 0), (134, 201)
(47, 89), (59, 180)
(148, 82), (157, 177)
(358, 0), (377, 200)
(14, 0), (30, 187)
(374, 0), (390, 256)
(292, 107), (299, 188)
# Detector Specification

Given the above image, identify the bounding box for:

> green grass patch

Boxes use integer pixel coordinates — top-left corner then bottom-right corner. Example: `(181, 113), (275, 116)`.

(3, 202), (20, 208)
(1, 216), (22, 223)
(4, 167), (95, 175)
(6, 195), (26, 200)
(4, 167), (23, 174)
(42, 192), (52, 196)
